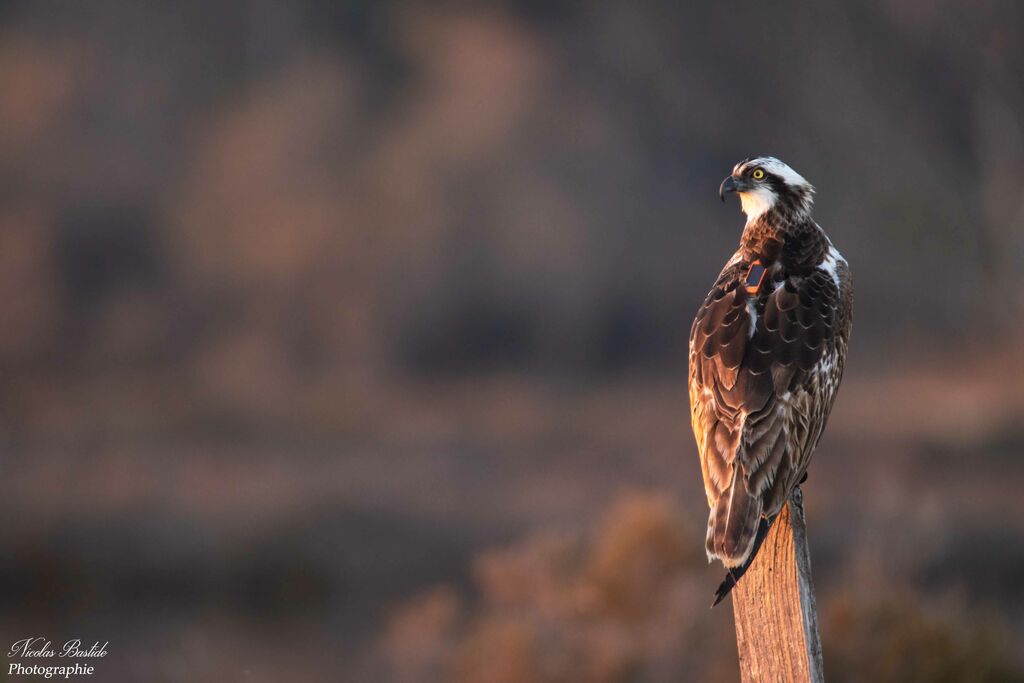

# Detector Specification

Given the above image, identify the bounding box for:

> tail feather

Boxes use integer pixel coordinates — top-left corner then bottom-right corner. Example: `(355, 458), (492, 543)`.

(707, 468), (763, 567)
(710, 515), (774, 607)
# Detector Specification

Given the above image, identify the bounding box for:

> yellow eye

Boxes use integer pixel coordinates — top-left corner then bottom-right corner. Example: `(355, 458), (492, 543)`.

(752, 168), (765, 180)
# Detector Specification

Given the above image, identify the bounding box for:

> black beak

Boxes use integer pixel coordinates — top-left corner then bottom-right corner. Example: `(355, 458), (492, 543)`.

(719, 175), (739, 202)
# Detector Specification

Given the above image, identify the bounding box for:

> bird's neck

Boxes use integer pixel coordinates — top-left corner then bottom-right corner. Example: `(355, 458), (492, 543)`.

(740, 211), (825, 268)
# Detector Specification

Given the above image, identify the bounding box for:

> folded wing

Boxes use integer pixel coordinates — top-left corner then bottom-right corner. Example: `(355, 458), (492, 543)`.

(689, 261), (841, 567)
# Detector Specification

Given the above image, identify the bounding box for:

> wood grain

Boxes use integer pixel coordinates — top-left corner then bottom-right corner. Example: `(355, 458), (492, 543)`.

(730, 487), (824, 683)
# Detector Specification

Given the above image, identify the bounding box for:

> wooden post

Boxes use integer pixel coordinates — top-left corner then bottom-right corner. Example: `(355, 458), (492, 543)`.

(730, 487), (824, 683)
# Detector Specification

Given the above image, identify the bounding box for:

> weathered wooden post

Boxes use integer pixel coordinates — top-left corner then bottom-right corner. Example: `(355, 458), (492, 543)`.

(729, 487), (824, 683)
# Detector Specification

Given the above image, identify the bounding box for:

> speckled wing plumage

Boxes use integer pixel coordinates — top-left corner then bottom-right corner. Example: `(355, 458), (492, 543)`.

(688, 238), (852, 570)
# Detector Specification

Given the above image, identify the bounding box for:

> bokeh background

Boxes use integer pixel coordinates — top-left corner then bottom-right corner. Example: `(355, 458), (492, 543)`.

(2, 1), (1024, 681)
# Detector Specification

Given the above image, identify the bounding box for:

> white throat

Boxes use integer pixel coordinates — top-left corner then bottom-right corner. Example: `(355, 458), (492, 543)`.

(739, 187), (777, 223)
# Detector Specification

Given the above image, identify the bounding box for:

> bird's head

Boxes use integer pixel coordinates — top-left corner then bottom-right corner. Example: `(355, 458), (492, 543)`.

(719, 157), (814, 222)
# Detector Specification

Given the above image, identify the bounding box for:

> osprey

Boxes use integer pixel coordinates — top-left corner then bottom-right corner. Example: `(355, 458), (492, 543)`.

(688, 157), (853, 605)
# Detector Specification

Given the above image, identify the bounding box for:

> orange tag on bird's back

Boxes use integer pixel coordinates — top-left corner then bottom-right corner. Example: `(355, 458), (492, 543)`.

(744, 260), (767, 295)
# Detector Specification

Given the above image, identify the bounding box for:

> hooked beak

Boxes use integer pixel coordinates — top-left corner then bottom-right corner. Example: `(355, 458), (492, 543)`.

(719, 175), (741, 202)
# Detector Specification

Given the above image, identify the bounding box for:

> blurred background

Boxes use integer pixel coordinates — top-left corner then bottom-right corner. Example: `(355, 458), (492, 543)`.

(1, 0), (1023, 681)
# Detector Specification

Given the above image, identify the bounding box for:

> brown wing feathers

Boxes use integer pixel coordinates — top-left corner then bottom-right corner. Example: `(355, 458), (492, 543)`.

(689, 260), (840, 568)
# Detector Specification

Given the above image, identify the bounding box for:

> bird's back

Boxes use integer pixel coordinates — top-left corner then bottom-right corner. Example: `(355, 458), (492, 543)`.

(689, 224), (852, 569)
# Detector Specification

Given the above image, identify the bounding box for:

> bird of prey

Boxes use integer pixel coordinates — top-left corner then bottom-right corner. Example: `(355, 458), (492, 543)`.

(688, 157), (853, 605)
